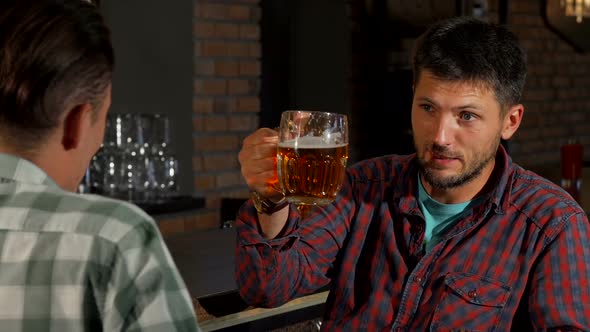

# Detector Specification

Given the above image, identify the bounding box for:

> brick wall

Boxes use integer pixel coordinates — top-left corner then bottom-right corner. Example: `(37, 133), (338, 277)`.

(160, 0), (261, 235)
(507, 0), (590, 167)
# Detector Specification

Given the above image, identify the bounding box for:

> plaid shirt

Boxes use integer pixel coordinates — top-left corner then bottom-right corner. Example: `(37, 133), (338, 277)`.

(236, 146), (590, 331)
(0, 153), (199, 331)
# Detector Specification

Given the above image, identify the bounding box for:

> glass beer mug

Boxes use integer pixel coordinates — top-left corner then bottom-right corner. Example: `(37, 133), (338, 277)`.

(277, 110), (349, 206)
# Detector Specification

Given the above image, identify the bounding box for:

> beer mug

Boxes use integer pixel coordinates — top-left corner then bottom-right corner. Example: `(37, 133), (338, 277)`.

(277, 110), (349, 206)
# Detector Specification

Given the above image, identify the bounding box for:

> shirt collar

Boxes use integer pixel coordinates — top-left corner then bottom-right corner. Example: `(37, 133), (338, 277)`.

(0, 153), (60, 188)
(486, 144), (513, 214)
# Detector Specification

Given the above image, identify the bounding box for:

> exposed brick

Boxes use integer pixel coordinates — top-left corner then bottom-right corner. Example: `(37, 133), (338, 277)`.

(192, 117), (204, 132)
(215, 23), (240, 38)
(194, 79), (227, 95)
(227, 42), (251, 57)
(520, 39), (544, 51)
(517, 27), (544, 39)
(527, 64), (554, 76)
(216, 172), (243, 188)
(213, 98), (236, 113)
(218, 189), (250, 199)
(194, 22), (215, 38)
(195, 60), (214, 76)
(543, 40), (558, 51)
(203, 154), (239, 171)
(250, 6), (262, 21)
(552, 53), (577, 64)
(249, 43), (261, 57)
(193, 98), (213, 114)
(537, 77), (551, 88)
(194, 41), (202, 56)
(193, 135), (240, 151)
(525, 89), (556, 101)
(247, 79), (259, 94)
(239, 60), (261, 76)
(510, 2), (538, 14)
(228, 5), (251, 20)
(556, 89), (576, 99)
(192, 156), (204, 172)
(239, 24), (260, 40)
(228, 115), (257, 131)
(510, 14), (543, 27)
(541, 126), (567, 138)
(202, 116), (229, 132)
(237, 96), (260, 112)
(194, 174), (216, 190)
(557, 41), (575, 52)
(228, 79), (249, 94)
(552, 76), (570, 87)
(197, 4), (230, 20)
(201, 41), (232, 57)
(574, 122), (590, 134)
(214, 60), (239, 76)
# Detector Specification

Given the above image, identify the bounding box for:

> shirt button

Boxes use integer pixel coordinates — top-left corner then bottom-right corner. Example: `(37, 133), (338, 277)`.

(468, 290), (477, 298)
(413, 276), (423, 283)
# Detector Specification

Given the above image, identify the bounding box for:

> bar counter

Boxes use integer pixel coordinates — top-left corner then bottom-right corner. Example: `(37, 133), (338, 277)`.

(163, 227), (326, 331)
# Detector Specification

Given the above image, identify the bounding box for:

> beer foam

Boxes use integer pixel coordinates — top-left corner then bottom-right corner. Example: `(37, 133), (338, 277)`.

(279, 136), (347, 149)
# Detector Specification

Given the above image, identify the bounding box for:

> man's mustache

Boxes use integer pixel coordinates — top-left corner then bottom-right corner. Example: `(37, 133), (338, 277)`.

(429, 144), (461, 159)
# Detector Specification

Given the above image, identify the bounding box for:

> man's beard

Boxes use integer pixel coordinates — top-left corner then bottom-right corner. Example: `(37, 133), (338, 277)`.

(416, 138), (499, 190)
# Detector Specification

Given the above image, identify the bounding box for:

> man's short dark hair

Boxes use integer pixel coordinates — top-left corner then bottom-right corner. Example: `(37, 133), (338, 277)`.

(0, 0), (114, 151)
(413, 16), (527, 113)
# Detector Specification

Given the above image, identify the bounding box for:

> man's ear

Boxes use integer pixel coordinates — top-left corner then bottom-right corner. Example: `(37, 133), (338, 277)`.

(62, 104), (92, 151)
(501, 104), (524, 141)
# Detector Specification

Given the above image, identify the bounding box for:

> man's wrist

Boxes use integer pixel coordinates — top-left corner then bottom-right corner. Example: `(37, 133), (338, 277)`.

(250, 191), (288, 215)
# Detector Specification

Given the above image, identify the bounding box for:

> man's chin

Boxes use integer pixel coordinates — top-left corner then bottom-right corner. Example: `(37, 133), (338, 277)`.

(423, 164), (459, 177)
(422, 168), (464, 190)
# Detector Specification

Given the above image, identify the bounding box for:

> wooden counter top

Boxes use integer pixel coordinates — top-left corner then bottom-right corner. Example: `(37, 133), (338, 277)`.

(164, 228), (327, 330)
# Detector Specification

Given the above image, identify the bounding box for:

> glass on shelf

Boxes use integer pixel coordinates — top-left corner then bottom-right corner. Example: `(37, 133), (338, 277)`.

(80, 112), (180, 205)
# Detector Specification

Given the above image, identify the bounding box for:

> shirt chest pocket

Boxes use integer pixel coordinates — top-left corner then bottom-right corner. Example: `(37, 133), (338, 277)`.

(430, 272), (511, 332)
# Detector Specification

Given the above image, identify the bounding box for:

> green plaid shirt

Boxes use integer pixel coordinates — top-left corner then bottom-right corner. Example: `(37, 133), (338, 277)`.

(0, 153), (200, 331)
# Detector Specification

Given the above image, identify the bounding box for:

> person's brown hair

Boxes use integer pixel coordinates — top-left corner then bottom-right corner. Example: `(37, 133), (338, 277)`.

(0, 0), (114, 151)
(413, 16), (527, 115)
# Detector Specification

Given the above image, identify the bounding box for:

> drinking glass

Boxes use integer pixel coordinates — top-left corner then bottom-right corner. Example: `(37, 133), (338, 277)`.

(277, 110), (349, 207)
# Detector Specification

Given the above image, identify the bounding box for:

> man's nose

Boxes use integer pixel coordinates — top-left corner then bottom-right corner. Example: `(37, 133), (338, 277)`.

(432, 116), (454, 147)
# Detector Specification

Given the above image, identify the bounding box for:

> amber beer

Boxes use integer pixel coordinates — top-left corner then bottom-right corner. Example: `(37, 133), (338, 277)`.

(278, 137), (349, 206)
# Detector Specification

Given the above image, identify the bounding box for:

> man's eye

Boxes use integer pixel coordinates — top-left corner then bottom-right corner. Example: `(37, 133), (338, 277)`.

(421, 104), (433, 112)
(460, 112), (475, 121)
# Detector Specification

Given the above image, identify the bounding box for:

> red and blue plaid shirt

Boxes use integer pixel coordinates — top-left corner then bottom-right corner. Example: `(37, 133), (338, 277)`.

(235, 147), (590, 331)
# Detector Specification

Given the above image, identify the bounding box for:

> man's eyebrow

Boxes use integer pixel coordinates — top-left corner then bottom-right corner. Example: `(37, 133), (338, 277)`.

(415, 96), (438, 105)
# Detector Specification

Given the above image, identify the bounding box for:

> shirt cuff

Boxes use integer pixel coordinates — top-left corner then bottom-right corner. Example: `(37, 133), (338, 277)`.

(236, 199), (300, 247)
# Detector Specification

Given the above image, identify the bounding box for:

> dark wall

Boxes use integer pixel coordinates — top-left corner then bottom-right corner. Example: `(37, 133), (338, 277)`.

(261, 0), (351, 129)
(101, 0), (194, 196)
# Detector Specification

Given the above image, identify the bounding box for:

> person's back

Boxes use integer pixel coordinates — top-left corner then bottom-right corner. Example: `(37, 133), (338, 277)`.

(0, 155), (198, 331)
(0, 0), (199, 330)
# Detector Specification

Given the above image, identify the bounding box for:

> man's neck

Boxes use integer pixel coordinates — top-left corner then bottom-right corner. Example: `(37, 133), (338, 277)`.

(0, 142), (77, 192)
(421, 160), (496, 204)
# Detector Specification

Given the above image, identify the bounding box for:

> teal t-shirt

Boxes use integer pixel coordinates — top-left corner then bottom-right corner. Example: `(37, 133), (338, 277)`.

(417, 175), (484, 252)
